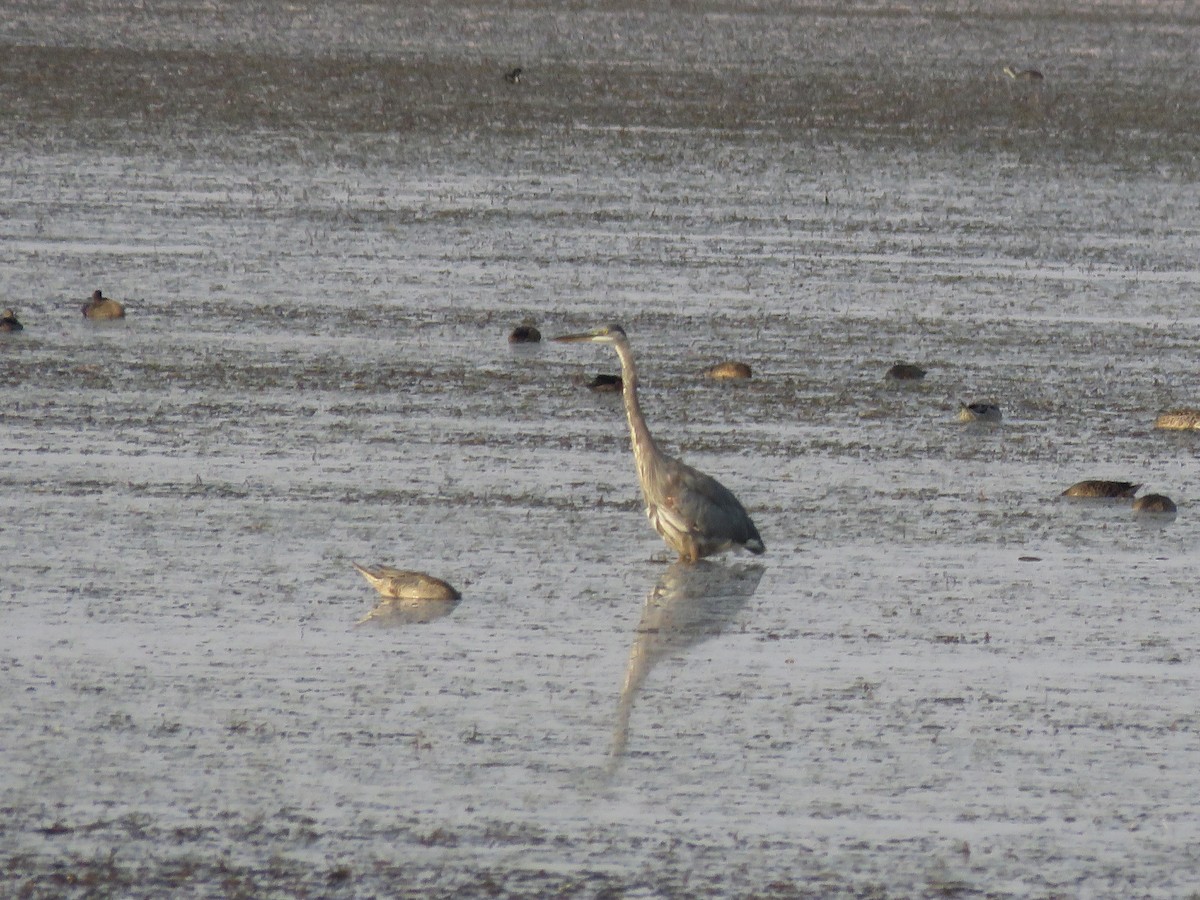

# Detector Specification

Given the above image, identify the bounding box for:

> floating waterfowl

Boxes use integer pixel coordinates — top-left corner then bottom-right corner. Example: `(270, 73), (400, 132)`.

(587, 373), (623, 393)
(1003, 66), (1044, 82)
(352, 563), (461, 602)
(704, 361), (752, 380)
(508, 324), (541, 344)
(505, 67), (523, 84)
(0, 309), (23, 332)
(1153, 409), (1200, 430)
(1133, 494), (1177, 516)
(82, 290), (125, 320)
(1061, 480), (1141, 500)
(957, 402), (1002, 423)
(886, 363), (926, 381)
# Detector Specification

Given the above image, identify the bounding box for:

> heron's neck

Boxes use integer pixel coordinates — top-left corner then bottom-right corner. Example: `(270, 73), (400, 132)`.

(613, 339), (662, 480)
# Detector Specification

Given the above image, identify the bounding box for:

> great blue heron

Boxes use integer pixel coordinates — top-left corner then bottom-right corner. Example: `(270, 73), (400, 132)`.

(553, 324), (765, 562)
(1061, 480), (1140, 499)
(1154, 408), (1200, 430)
(0, 309), (23, 332)
(82, 289), (125, 320)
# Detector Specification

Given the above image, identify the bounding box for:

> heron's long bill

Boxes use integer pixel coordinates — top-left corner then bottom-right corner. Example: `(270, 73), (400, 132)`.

(552, 331), (604, 343)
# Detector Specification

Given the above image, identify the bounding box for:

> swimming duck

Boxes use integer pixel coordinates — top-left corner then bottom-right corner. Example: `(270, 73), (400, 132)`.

(0, 309), (23, 332)
(886, 363), (926, 381)
(957, 402), (1002, 423)
(1132, 494), (1177, 516)
(82, 290), (125, 320)
(587, 373), (623, 393)
(704, 361), (752, 380)
(1153, 409), (1200, 430)
(505, 67), (523, 84)
(1061, 480), (1141, 500)
(508, 324), (542, 344)
(352, 563), (461, 602)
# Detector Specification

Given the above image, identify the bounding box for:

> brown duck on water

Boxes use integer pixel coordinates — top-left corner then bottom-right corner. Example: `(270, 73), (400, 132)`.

(886, 363), (926, 381)
(82, 290), (125, 320)
(1132, 494), (1177, 516)
(703, 361), (752, 380)
(1061, 480), (1141, 500)
(352, 563), (461, 602)
(1154, 409), (1200, 430)
(0, 309), (23, 332)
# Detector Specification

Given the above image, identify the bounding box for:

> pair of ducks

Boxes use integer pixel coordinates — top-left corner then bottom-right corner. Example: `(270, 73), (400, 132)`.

(2, 291), (125, 329)
(886, 363), (1001, 423)
(1062, 480), (1176, 515)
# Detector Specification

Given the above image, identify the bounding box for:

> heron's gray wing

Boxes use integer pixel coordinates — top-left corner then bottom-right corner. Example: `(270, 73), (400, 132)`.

(659, 458), (760, 545)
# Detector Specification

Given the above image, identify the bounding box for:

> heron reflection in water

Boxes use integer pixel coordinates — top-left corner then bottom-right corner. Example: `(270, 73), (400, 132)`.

(609, 560), (765, 766)
(554, 325), (764, 562)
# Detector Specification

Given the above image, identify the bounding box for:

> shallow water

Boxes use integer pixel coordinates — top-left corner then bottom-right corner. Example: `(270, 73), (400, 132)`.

(3, 1), (1200, 896)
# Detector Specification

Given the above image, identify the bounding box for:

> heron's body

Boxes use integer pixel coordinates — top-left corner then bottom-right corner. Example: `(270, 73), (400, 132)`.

(958, 402), (1002, 423)
(82, 290), (125, 320)
(1154, 409), (1200, 430)
(0, 309), (22, 332)
(704, 361), (752, 380)
(352, 563), (461, 602)
(1133, 494), (1177, 515)
(554, 325), (764, 563)
(1062, 480), (1140, 499)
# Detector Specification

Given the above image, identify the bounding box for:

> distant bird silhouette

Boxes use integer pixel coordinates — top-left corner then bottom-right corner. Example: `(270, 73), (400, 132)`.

(1003, 66), (1044, 82)
(1061, 480), (1140, 499)
(886, 363), (926, 381)
(587, 373), (623, 393)
(508, 324), (541, 344)
(1154, 409), (1200, 430)
(957, 402), (1001, 423)
(82, 290), (125, 320)
(505, 67), (523, 84)
(704, 361), (752, 380)
(0, 309), (23, 332)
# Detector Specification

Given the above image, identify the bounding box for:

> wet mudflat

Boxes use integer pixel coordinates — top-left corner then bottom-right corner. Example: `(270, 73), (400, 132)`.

(2, 1), (1200, 896)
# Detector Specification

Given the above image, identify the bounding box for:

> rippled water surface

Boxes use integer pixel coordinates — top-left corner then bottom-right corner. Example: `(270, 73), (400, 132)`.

(3, 2), (1200, 896)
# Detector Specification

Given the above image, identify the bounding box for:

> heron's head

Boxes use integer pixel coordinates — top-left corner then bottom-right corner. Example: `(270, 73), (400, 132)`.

(553, 324), (626, 344)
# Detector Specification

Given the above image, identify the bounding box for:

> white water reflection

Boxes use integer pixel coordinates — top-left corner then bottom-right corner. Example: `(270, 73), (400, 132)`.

(354, 595), (461, 627)
(610, 560), (765, 766)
